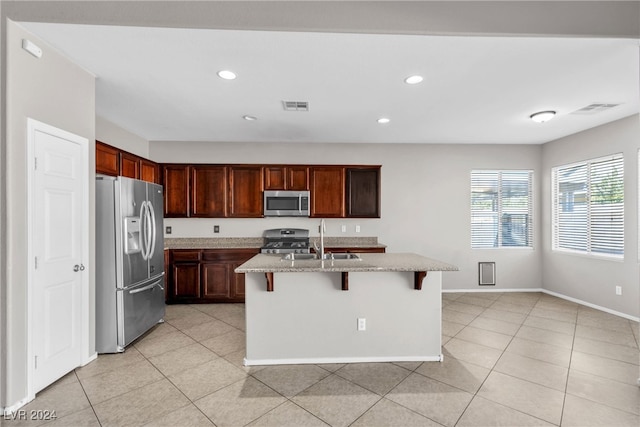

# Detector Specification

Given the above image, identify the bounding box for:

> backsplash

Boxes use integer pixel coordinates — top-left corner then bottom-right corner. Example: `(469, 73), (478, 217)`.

(163, 217), (382, 239)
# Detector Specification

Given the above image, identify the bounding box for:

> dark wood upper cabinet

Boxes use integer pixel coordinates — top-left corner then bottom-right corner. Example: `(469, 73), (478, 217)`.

(346, 167), (381, 218)
(96, 140), (160, 184)
(163, 164), (190, 217)
(264, 166), (286, 190)
(310, 166), (345, 218)
(264, 166), (309, 190)
(96, 141), (119, 176)
(228, 166), (264, 217)
(119, 152), (140, 179)
(191, 165), (227, 217)
(161, 163), (379, 219)
(140, 159), (160, 184)
(288, 166), (309, 190)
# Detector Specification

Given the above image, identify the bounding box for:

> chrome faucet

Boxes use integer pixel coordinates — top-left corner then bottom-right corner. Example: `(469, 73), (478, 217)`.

(319, 218), (326, 259)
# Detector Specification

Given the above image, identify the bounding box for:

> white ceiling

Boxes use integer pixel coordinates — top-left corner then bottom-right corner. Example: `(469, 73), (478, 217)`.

(20, 22), (640, 144)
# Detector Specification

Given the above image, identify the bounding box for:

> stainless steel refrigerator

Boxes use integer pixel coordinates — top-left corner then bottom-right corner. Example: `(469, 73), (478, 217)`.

(95, 175), (165, 353)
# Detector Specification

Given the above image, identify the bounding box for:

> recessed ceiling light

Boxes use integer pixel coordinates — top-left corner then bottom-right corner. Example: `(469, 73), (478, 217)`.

(530, 110), (556, 123)
(377, 118), (390, 124)
(404, 75), (424, 85)
(217, 70), (237, 80)
(243, 115), (257, 121)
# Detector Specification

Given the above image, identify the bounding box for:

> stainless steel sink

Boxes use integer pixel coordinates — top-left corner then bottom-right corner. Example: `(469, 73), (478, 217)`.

(322, 253), (361, 261)
(281, 253), (361, 261)
(281, 253), (317, 261)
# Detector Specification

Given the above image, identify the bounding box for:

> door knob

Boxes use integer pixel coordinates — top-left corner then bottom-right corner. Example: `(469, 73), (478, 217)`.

(73, 264), (85, 272)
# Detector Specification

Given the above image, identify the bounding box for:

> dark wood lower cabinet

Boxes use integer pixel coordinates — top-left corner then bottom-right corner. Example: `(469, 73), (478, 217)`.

(167, 248), (258, 303)
(172, 262), (201, 299)
(201, 263), (230, 299)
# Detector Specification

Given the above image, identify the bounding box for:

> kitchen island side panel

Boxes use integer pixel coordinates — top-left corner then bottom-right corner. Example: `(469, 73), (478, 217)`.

(244, 271), (442, 364)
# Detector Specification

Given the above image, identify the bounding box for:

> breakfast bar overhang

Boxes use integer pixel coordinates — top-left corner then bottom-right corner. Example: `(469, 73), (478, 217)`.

(235, 253), (458, 366)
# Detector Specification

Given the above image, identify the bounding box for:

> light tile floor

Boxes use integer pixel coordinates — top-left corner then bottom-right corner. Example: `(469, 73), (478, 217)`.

(5, 292), (639, 426)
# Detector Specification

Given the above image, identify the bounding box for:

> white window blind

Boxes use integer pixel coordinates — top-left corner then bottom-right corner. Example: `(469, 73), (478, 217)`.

(552, 154), (623, 258)
(471, 170), (533, 248)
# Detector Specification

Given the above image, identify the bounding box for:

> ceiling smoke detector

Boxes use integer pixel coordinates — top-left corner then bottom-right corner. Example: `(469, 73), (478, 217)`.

(282, 101), (309, 111)
(571, 103), (620, 115)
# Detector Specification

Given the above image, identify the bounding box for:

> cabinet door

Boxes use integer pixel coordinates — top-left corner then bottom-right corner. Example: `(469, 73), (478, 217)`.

(228, 166), (264, 217)
(163, 165), (190, 217)
(140, 159), (159, 184)
(288, 166), (309, 190)
(310, 166), (345, 218)
(172, 263), (200, 299)
(95, 141), (119, 176)
(347, 167), (381, 218)
(264, 166), (286, 190)
(229, 263), (246, 300)
(120, 152), (140, 179)
(201, 263), (230, 299)
(191, 166), (227, 217)
(229, 250), (257, 300)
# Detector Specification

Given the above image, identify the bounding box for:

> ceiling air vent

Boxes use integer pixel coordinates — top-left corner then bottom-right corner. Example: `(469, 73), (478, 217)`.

(282, 101), (309, 111)
(571, 103), (620, 115)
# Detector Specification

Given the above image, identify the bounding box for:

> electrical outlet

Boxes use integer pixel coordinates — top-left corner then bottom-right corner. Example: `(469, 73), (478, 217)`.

(341, 225), (346, 233)
(165, 226), (172, 234)
(214, 225), (220, 233)
(355, 225), (361, 233)
(615, 285), (622, 295)
(357, 318), (366, 331)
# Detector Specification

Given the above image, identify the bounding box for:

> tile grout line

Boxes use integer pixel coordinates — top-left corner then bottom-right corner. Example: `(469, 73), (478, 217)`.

(451, 293), (542, 426)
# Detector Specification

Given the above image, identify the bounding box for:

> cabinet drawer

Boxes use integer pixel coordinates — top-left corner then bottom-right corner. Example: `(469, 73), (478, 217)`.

(202, 249), (258, 262)
(171, 250), (201, 261)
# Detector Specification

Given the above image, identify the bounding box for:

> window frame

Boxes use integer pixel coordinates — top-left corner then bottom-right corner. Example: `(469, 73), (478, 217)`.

(551, 153), (624, 260)
(470, 169), (534, 250)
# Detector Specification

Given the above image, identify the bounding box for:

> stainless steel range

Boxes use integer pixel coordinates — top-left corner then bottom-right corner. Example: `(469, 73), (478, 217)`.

(261, 228), (310, 254)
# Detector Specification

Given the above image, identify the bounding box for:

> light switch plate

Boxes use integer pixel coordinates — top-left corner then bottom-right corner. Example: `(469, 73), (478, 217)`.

(165, 226), (172, 234)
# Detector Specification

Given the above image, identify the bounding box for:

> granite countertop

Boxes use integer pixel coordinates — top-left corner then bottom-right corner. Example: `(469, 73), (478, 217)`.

(164, 237), (386, 250)
(164, 238), (264, 249)
(235, 253), (458, 273)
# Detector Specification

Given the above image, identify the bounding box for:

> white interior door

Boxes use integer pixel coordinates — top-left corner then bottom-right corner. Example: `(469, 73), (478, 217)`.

(29, 119), (88, 394)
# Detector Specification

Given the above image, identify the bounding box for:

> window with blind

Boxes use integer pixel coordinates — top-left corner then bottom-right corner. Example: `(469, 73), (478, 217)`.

(552, 154), (624, 258)
(471, 170), (533, 248)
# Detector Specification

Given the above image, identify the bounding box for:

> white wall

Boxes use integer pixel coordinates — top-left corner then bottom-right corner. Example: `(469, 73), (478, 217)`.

(96, 115), (149, 158)
(151, 140), (543, 293)
(3, 20), (95, 409)
(541, 115), (640, 318)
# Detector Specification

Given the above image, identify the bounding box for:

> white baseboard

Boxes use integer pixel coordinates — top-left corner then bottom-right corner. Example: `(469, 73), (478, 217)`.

(443, 288), (639, 322)
(541, 289), (640, 322)
(444, 288), (544, 294)
(2, 396), (33, 417)
(244, 354), (443, 366)
(82, 352), (98, 366)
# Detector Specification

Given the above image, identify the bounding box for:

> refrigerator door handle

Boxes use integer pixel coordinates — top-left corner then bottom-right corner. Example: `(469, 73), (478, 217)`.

(139, 200), (147, 260)
(140, 201), (151, 260)
(148, 201), (157, 259)
(128, 279), (162, 294)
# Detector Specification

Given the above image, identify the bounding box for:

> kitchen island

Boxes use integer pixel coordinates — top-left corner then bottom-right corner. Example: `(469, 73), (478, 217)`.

(235, 253), (457, 366)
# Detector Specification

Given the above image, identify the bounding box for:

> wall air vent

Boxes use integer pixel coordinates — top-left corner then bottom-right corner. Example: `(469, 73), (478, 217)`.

(282, 101), (309, 111)
(571, 103), (620, 115)
(479, 262), (496, 286)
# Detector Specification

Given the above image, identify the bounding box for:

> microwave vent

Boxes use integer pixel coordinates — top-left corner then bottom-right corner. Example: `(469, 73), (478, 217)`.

(282, 101), (309, 111)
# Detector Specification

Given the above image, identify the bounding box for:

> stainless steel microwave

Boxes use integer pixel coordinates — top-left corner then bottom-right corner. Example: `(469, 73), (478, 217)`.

(263, 190), (310, 217)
